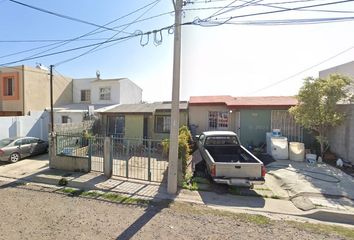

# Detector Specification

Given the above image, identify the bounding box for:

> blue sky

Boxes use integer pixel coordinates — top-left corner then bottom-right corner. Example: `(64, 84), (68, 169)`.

(1, 0), (354, 101)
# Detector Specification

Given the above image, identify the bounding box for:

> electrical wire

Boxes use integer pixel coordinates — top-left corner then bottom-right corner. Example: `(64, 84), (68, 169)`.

(0, 10), (173, 60)
(0, 0), (162, 63)
(248, 44), (354, 95)
(8, 0), (129, 33)
(193, 0), (354, 26)
(54, 0), (161, 66)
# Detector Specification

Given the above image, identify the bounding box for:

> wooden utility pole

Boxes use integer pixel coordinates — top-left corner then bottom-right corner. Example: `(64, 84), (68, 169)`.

(50, 64), (54, 133)
(168, 0), (183, 194)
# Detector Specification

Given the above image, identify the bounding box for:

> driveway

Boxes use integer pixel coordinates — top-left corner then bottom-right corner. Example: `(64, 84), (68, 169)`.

(0, 153), (49, 179)
(267, 160), (354, 211)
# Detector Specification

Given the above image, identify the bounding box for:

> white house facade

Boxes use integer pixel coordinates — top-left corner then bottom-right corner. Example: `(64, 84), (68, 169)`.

(54, 76), (142, 124)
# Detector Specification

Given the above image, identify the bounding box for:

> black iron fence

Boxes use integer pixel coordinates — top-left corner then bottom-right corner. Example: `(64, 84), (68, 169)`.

(111, 137), (168, 182)
(55, 133), (168, 182)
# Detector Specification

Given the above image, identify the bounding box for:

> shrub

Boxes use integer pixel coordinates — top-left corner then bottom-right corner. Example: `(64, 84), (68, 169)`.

(162, 126), (192, 178)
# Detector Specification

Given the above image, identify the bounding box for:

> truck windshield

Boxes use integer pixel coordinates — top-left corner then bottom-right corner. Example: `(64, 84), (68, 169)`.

(205, 136), (239, 145)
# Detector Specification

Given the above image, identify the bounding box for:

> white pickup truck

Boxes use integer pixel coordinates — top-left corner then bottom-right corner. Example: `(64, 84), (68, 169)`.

(196, 131), (266, 187)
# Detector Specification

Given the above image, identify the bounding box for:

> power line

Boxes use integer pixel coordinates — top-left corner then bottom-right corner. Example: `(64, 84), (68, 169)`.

(54, 0), (161, 66)
(216, 16), (354, 25)
(0, 9), (173, 60)
(3, 0), (161, 64)
(8, 0), (129, 33)
(0, 23), (175, 67)
(193, 0), (354, 25)
(248, 44), (354, 95)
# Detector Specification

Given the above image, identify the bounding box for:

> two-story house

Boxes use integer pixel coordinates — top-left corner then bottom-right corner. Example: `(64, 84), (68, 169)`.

(54, 74), (142, 124)
(0, 65), (72, 116)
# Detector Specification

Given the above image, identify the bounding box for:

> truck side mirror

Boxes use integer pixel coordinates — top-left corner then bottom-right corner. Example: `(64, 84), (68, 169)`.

(195, 135), (200, 140)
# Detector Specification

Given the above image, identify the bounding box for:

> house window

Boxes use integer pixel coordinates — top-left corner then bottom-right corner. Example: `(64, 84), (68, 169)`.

(155, 115), (171, 133)
(99, 87), (111, 100)
(80, 90), (91, 102)
(208, 111), (229, 130)
(62, 116), (71, 124)
(4, 77), (14, 96)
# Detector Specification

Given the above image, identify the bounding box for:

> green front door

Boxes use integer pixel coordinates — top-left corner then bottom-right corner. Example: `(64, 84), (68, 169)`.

(240, 110), (271, 147)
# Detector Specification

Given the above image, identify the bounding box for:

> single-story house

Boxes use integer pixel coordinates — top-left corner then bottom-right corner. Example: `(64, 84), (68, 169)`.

(99, 101), (188, 140)
(189, 95), (304, 147)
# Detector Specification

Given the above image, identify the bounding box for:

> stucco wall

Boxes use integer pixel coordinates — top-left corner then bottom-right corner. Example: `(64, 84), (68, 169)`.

(73, 78), (92, 103)
(55, 112), (84, 124)
(119, 79), (142, 104)
(327, 105), (354, 164)
(319, 61), (354, 79)
(0, 66), (24, 113)
(0, 111), (49, 140)
(125, 114), (144, 139)
(23, 66), (72, 113)
(188, 105), (237, 134)
(91, 80), (120, 104)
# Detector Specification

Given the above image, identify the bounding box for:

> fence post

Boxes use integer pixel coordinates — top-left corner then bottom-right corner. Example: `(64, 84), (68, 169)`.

(126, 140), (129, 178)
(104, 136), (112, 178)
(148, 139), (152, 181)
(88, 138), (92, 172)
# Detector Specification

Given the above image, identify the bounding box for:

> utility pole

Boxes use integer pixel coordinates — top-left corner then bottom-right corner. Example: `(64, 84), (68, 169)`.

(50, 65), (54, 133)
(168, 0), (183, 194)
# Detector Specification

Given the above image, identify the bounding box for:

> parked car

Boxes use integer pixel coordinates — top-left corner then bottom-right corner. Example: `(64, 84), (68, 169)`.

(0, 137), (49, 163)
(196, 131), (266, 187)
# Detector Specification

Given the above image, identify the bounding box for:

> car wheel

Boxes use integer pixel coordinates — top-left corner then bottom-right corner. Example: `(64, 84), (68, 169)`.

(9, 153), (20, 163)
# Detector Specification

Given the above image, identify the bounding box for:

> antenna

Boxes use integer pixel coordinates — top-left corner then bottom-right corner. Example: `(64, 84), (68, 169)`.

(96, 70), (101, 80)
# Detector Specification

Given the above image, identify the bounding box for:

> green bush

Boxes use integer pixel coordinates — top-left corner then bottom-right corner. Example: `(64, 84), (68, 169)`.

(162, 126), (192, 177)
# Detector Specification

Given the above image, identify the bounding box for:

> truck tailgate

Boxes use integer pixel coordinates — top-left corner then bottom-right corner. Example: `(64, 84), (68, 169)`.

(215, 162), (262, 178)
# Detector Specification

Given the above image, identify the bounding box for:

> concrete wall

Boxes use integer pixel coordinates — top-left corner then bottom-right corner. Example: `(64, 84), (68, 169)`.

(0, 111), (49, 140)
(91, 80), (120, 104)
(73, 78), (92, 103)
(119, 79), (142, 104)
(319, 61), (354, 79)
(327, 104), (354, 164)
(188, 105), (236, 134)
(49, 136), (90, 172)
(23, 66), (72, 113)
(55, 112), (83, 124)
(0, 66), (24, 113)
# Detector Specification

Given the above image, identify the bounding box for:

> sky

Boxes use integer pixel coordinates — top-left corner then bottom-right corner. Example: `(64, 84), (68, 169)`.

(1, 0), (354, 102)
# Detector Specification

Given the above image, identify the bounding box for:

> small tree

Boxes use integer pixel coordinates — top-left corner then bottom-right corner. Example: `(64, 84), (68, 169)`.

(289, 74), (353, 157)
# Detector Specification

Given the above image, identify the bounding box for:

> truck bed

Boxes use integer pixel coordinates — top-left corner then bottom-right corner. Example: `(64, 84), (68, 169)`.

(205, 145), (259, 163)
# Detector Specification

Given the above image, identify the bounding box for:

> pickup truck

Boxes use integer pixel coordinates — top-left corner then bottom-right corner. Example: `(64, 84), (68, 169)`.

(196, 131), (265, 187)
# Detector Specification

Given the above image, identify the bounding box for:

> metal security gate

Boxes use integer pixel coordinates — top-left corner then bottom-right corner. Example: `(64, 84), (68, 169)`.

(111, 137), (168, 182)
(271, 110), (303, 142)
(90, 136), (104, 172)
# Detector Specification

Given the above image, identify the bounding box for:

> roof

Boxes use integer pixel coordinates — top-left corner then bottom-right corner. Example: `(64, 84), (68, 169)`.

(102, 101), (188, 114)
(52, 103), (119, 113)
(189, 95), (298, 107)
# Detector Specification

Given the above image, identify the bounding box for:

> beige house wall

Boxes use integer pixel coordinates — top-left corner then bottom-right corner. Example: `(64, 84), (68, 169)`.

(23, 66), (72, 114)
(0, 66), (24, 113)
(125, 114), (144, 139)
(189, 105), (237, 134)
